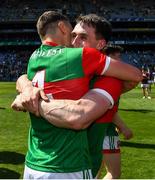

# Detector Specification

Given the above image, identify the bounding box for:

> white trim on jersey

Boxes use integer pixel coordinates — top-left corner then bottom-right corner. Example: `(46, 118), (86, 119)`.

(101, 56), (111, 75)
(91, 88), (114, 108)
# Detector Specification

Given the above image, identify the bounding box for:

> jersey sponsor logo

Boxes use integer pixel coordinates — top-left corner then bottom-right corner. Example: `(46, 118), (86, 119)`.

(31, 48), (63, 58)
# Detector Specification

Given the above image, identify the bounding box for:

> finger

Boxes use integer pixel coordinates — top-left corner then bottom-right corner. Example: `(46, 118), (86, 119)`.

(21, 96), (38, 115)
(11, 104), (18, 111)
(23, 98), (40, 116)
(22, 100), (34, 113)
(32, 102), (40, 117)
(31, 96), (41, 116)
(11, 101), (15, 109)
(12, 104), (22, 111)
(40, 90), (49, 101)
(11, 100), (22, 111)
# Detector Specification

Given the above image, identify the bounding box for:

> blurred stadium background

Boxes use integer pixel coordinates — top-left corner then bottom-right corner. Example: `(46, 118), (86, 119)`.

(0, 0), (155, 178)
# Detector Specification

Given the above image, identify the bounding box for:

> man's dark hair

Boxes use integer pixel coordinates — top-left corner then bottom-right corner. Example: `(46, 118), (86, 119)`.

(103, 44), (124, 56)
(37, 11), (69, 40)
(76, 14), (112, 42)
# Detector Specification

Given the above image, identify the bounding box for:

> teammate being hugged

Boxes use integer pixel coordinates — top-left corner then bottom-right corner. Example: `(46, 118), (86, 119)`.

(96, 44), (133, 179)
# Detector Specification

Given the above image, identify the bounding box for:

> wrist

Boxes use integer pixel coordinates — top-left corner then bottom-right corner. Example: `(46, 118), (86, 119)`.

(118, 125), (127, 133)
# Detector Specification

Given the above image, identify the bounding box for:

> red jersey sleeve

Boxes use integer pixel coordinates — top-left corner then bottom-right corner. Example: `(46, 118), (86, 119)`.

(92, 76), (123, 108)
(82, 47), (111, 77)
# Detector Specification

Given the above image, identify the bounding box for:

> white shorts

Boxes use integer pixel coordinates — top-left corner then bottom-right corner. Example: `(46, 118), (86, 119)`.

(23, 165), (92, 179)
(141, 84), (149, 88)
(148, 80), (153, 84)
(102, 136), (120, 154)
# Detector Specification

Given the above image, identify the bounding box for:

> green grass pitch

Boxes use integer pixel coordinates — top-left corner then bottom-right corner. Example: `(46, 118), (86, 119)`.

(0, 82), (155, 178)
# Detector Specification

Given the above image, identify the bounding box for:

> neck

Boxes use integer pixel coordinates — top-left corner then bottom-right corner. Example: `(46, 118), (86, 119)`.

(42, 36), (63, 46)
(42, 37), (56, 44)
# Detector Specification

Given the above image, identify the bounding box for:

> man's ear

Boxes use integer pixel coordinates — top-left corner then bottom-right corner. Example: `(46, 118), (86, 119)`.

(58, 21), (67, 34)
(96, 39), (106, 50)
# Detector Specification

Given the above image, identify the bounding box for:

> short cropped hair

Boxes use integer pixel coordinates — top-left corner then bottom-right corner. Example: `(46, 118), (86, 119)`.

(37, 11), (69, 40)
(103, 44), (124, 56)
(76, 14), (112, 42)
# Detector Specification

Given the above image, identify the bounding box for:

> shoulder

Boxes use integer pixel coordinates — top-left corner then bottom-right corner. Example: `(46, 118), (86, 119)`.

(83, 47), (102, 55)
(65, 47), (83, 55)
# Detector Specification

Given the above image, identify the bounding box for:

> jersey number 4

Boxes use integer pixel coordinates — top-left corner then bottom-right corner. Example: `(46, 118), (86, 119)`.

(32, 70), (45, 89)
(32, 70), (53, 99)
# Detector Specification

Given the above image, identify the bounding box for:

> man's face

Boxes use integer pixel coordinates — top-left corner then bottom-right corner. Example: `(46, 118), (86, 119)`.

(71, 22), (105, 49)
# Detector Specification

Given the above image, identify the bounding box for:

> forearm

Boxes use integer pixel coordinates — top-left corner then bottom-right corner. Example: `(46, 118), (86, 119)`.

(105, 58), (142, 82)
(112, 112), (128, 131)
(122, 81), (138, 93)
(16, 74), (32, 93)
(113, 112), (133, 139)
(39, 91), (111, 130)
(39, 99), (85, 129)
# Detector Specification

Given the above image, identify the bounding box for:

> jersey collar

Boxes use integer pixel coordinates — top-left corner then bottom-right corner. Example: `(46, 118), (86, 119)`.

(44, 41), (58, 47)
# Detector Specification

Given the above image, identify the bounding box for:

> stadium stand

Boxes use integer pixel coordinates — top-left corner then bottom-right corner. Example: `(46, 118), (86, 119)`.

(1, 0), (155, 22)
(0, 0), (155, 81)
(0, 50), (31, 81)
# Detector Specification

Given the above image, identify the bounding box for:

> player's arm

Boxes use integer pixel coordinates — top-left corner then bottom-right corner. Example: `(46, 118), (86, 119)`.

(104, 58), (142, 82)
(112, 112), (133, 140)
(101, 56), (140, 92)
(39, 77), (122, 129)
(122, 81), (138, 93)
(11, 89), (111, 129)
(83, 48), (142, 82)
(39, 91), (111, 130)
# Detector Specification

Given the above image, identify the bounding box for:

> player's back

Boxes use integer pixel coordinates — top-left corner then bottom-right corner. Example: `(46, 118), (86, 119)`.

(26, 44), (96, 173)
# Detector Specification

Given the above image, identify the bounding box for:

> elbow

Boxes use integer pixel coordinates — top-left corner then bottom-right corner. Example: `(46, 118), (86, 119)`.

(134, 70), (143, 82)
(137, 71), (143, 82)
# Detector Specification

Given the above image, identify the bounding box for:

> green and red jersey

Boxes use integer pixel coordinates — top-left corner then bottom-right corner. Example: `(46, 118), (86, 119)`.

(26, 42), (111, 173)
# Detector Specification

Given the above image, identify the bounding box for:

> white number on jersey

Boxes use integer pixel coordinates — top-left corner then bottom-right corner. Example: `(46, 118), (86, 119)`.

(32, 70), (45, 89)
(32, 70), (53, 99)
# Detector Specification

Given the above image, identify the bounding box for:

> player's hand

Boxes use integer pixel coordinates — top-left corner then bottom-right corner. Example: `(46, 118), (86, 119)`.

(11, 95), (26, 112)
(121, 127), (133, 140)
(20, 86), (48, 116)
